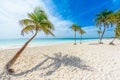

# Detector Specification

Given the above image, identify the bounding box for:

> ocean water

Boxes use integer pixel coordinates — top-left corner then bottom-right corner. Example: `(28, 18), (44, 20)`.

(0, 38), (98, 49)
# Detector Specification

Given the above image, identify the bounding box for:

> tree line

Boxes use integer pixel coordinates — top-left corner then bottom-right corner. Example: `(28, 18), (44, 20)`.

(71, 9), (120, 45)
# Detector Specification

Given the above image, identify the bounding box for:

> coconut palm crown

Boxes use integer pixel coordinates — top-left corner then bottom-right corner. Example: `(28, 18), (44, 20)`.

(20, 7), (54, 36)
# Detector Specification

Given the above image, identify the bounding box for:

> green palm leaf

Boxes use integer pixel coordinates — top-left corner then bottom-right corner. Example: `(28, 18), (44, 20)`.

(21, 25), (35, 35)
(20, 6), (54, 36)
(19, 19), (35, 26)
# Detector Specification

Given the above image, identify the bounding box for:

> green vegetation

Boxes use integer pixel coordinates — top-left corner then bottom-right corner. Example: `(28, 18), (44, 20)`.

(5, 7), (54, 73)
(110, 23), (120, 45)
(95, 9), (113, 44)
(107, 10), (120, 45)
(70, 24), (79, 45)
(78, 26), (86, 44)
(97, 30), (102, 43)
(70, 24), (86, 45)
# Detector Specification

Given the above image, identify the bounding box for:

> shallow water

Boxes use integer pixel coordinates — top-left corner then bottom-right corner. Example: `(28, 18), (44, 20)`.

(0, 38), (98, 49)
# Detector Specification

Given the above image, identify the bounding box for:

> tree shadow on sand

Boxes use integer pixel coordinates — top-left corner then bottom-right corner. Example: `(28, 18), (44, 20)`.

(88, 43), (100, 45)
(11, 52), (93, 77)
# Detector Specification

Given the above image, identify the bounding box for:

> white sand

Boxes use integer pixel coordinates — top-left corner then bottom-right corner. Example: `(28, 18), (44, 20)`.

(0, 39), (120, 80)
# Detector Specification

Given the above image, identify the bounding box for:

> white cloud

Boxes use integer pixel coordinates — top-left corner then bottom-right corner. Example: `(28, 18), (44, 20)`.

(0, 0), (114, 39)
(0, 0), (40, 39)
(0, 0), (74, 39)
(77, 26), (114, 38)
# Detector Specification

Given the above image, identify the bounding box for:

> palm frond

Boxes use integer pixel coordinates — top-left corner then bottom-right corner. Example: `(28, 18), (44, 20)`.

(70, 24), (79, 31)
(79, 29), (86, 35)
(28, 13), (38, 22)
(97, 30), (102, 34)
(20, 6), (54, 37)
(39, 11), (48, 20)
(21, 25), (35, 36)
(40, 20), (54, 30)
(28, 7), (48, 22)
(42, 27), (55, 37)
(19, 19), (34, 26)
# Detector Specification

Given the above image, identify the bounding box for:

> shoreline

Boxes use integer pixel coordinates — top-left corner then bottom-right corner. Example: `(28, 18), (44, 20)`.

(0, 39), (120, 80)
(0, 39), (118, 50)
(0, 39), (99, 50)
(0, 38), (118, 50)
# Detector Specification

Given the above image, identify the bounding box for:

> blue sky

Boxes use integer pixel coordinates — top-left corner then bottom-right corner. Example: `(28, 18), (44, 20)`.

(52, 0), (120, 26)
(0, 0), (120, 39)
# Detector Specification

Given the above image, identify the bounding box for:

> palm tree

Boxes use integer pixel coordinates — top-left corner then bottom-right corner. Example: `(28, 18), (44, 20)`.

(78, 27), (86, 44)
(107, 10), (120, 45)
(110, 23), (120, 45)
(95, 9), (113, 44)
(97, 30), (102, 43)
(5, 7), (54, 73)
(70, 24), (79, 45)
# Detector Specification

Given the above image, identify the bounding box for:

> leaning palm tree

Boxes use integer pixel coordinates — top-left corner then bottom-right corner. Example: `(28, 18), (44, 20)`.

(78, 27), (86, 44)
(110, 23), (120, 45)
(70, 24), (79, 45)
(95, 9), (113, 44)
(3, 7), (54, 75)
(97, 30), (102, 43)
(107, 10), (120, 45)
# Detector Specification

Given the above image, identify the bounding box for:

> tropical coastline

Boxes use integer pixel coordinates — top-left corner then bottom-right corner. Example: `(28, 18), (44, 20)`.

(0, 38), (99, 49)
(0, 39), (120, 80)
(1, 0), (120, 80)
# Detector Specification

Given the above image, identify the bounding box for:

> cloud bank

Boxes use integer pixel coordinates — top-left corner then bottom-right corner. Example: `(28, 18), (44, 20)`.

(0, 0), (73, 39)
(0, 0), (115, 39)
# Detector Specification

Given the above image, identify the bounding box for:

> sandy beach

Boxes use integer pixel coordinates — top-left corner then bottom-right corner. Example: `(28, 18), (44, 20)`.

(0, 39), (120, 80)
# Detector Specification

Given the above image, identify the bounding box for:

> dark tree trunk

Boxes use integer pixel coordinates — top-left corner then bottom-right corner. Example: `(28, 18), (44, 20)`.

(109, 37), (116, 45)
(100, 26), (106, 44)
(5, 30), (38, 73)
(80, 35), (82, 44)
(74, 31), (76, 45)
(98, 34), (100, 43)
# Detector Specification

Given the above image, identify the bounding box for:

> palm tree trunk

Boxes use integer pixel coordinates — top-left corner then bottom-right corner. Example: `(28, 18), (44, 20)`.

(112, 38), (116, 43)
(98, 34), (100, 43)
(100, 26), (106, 44)
(5, 30), (38, 73)
(80, 35), (82, 44)
(74, 31), (76, 45)
(110, 24), (118, 45)
(109, 37), (116, 45)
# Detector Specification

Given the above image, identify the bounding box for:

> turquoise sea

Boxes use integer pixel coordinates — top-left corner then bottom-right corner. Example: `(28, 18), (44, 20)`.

(0, 38), (98, 45)
(0, 38), (98, 49)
